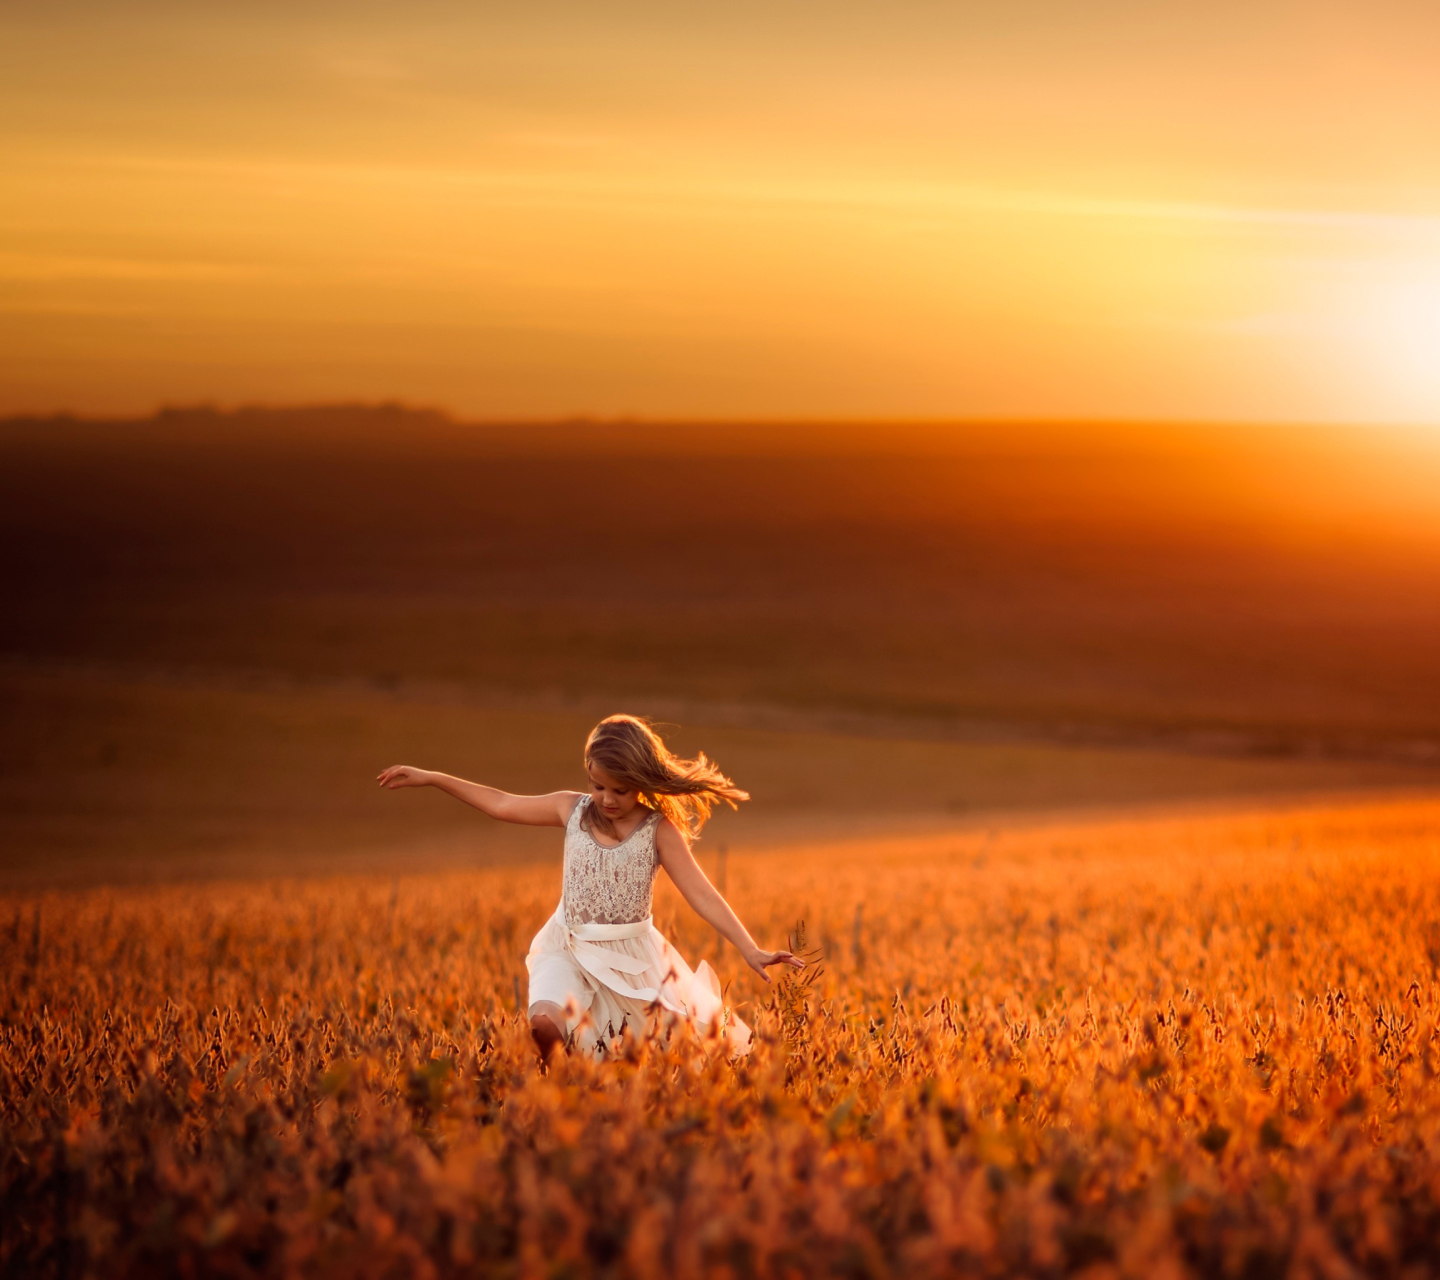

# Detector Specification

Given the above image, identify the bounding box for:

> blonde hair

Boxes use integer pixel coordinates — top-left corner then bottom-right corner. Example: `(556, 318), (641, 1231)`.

(582, 714), (748, 842)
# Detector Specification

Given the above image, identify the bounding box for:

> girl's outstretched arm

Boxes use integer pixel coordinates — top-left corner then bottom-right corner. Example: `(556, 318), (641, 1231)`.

(655, 819), (803, 982)
(376, 766), (579, 826)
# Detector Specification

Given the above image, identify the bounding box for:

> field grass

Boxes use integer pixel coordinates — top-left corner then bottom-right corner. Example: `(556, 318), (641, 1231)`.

(7, 792), (1440, 1277)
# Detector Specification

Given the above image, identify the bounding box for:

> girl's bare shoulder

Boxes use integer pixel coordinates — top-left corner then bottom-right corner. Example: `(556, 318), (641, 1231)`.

(555, 791), (587, 822)
(652, 813), (691, 856)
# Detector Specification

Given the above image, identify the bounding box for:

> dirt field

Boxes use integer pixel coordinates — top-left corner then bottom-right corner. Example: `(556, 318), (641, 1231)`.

(6, 410), (1440, 755)
(6, 792), (1440, 1277)
(4, 660), (1434, 891)
(5, 408), (1440, 890)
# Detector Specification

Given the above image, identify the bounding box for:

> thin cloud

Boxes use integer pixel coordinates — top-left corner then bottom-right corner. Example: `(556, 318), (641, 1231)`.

(44, 148), (1440, 242)
(0, 252), (260, 283)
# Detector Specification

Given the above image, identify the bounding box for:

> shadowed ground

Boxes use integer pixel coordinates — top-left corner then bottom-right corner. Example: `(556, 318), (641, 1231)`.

(3, 408), (1439, 887)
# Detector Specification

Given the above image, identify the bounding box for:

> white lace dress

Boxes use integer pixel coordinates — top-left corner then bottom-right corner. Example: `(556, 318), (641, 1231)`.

(525, 796), (751, 1055)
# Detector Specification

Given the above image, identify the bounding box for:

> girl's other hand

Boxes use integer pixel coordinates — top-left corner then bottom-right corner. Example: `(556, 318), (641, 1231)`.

(376, 765), (432, 789)
(746, 947), (805, 983)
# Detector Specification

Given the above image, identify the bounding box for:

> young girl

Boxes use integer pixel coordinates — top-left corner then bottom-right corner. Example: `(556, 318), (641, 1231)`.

(376, 714), (802, 1059)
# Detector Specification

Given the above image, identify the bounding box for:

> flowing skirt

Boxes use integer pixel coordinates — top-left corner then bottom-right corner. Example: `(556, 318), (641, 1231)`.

(525, 902), (751, 1056)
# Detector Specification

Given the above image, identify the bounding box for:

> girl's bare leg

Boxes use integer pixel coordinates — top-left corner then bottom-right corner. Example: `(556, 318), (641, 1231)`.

(528, 1001), (568, 1063)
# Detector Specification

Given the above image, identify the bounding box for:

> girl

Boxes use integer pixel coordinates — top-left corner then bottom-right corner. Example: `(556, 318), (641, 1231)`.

(376, 714), (802, 1060)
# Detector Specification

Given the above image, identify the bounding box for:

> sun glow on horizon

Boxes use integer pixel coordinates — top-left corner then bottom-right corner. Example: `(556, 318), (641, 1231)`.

(1360, 277), (1440, 416)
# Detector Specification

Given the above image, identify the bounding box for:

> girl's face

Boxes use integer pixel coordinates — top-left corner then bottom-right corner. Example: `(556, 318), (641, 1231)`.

(587, 761), (642, 822)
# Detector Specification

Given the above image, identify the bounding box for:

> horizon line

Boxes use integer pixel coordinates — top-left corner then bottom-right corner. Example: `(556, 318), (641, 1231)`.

(3, 400), (1437, 435)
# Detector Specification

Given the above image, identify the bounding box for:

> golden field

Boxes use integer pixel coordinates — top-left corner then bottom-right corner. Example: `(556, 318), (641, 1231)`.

(5, 410), (1440, 1276)
(7, 792), (1440, 1278)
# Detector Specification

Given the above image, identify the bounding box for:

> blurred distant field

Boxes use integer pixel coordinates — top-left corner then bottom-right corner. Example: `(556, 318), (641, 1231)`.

(3, 407), (1440, 886)
(4, 661), (1429, 891)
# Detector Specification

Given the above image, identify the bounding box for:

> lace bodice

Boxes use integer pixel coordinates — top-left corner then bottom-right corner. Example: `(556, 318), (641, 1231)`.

(562, 797), (661, 925)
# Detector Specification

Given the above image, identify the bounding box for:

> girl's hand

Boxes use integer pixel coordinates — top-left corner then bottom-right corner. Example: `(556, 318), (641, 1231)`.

(745, 947), (805, 983)
(376, 765), (433, 789)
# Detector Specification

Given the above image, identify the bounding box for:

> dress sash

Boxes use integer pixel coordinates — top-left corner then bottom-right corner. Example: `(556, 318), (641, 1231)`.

(553, 905), (674, 1005)
(567, 915), (653, 943)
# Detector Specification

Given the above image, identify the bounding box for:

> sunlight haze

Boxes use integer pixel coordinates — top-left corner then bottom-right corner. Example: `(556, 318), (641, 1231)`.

(3, 0), (1439, 422)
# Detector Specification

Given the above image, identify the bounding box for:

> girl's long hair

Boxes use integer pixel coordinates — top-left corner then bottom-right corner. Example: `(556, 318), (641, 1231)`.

(582, 714), (748, 842)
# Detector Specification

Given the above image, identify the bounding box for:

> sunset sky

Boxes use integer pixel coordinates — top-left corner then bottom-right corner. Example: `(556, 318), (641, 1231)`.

(3, 0), (1439, 423)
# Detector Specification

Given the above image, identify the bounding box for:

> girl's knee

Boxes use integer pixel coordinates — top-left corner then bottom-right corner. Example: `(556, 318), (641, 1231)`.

(528, 1005), (566, 1053)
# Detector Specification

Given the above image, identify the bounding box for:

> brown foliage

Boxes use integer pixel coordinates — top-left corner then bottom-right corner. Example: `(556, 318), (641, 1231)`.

(6, 796), (1440, 1277)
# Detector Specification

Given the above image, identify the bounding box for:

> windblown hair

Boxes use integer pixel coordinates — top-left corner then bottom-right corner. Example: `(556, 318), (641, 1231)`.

(582, 714), (748, 843)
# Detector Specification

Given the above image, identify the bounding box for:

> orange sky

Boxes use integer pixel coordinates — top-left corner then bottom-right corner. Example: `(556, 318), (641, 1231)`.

(3, 1), (1439, 422)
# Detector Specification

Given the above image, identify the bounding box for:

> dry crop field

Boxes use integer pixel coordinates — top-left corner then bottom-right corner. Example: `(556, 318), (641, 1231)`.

(6, 793), (1440, 1278)
(9, 410), (1440, 762)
